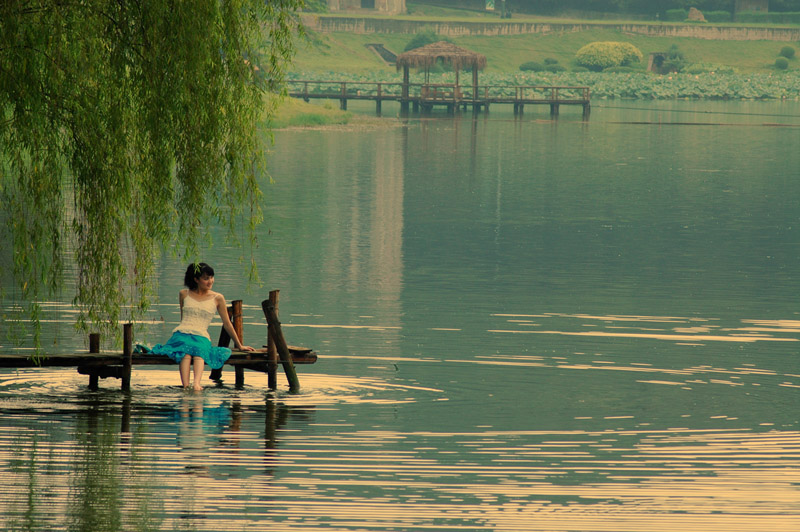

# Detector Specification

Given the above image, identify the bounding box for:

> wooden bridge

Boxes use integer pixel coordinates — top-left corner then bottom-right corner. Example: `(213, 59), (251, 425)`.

(287, 79), (591, 119)
(0, 291), (316, 392)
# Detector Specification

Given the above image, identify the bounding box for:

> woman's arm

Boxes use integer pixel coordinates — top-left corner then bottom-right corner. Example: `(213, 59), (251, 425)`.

(215, 293), (253, 351)
(179, 289), (187, 320)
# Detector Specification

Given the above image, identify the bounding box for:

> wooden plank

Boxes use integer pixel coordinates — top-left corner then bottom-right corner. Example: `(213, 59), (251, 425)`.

(0, 347), (316, 368)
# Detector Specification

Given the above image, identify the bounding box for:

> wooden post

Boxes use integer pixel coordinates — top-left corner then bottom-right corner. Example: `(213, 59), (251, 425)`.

(210, 304), (233, 381)
(376, 83), (382, 115)
(122, 323), (132, 392)
(267, 290), (279, 389)
(400, 66), (410, 114)
(340, 82), (347, 110)
(231, 300), (245, 388)
(262, 298), (300, 393)
(472, 68), (478, 112)
(88, 333), (100, 390)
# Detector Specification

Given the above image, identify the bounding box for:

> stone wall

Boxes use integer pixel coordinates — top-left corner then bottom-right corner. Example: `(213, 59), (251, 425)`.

(302, 14), (800, 41)
(327, 0), (406, 16)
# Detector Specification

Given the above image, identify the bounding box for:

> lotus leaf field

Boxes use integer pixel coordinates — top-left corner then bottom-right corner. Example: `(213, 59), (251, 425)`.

(287, 70), (800, 100)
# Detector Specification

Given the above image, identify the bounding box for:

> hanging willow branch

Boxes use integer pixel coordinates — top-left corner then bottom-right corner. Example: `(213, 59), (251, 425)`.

(0, 0), (304, 347)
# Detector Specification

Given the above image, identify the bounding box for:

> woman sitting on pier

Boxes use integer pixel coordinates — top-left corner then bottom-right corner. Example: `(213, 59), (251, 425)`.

(153, 262), (253, 390)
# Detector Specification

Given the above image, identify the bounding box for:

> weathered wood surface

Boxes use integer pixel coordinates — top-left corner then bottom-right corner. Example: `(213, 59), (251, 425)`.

(263, 298), (301, 393)
(0, 347), (317, 368)
(0, 294), (317, 390)
(287, 79), (591, 118)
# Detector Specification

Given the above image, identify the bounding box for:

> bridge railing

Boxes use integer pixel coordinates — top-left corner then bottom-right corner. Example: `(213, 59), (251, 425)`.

(286, 80), (590, 103)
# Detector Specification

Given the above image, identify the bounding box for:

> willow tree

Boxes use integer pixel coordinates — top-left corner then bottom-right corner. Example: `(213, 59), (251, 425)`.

(0, 1), (304, 345)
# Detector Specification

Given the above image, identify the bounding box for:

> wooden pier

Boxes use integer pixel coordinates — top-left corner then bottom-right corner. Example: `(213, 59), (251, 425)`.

(0, 291), (316, 392)
(287, 80), (591, 119)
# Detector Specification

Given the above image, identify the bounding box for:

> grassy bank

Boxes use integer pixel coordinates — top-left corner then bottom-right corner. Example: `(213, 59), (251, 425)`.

(294, 28), (798, 74)
(269, 96), (352, 128)
(296, 1), (800, 74)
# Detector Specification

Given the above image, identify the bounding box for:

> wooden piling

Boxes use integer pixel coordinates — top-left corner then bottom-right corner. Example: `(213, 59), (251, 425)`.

(122, 323), (132, 391)
(262, 298), (300, 393)
(209, 305), (233, 381)
(88, 333), (100, 390)
(231, 300), (245, 388)
(267, 290), (279, 390)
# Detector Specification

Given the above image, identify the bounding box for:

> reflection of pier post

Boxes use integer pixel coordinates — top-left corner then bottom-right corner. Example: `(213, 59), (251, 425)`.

(121, 394), (131, 433)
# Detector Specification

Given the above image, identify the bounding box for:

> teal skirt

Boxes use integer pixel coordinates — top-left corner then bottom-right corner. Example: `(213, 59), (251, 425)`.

(151, 331), (232, 370)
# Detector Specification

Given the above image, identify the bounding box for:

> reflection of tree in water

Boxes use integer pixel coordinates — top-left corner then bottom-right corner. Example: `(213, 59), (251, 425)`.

(67, 398), (164, 532)
(3, 394), (315, 530)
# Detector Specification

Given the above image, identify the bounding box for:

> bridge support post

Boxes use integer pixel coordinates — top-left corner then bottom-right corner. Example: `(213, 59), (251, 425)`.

(550, 103), (559, 117)
(121, 323), (132, 392)
(89, 333), (100, 390)
(582, 102), (591, 121)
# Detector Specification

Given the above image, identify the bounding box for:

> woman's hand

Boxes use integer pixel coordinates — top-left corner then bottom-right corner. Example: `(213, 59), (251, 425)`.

(237, 344), (255, 352)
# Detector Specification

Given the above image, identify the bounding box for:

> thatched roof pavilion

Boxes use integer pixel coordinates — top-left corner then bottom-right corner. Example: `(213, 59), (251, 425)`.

(395, 41), (487, 73)
(395, 42), (487, 103)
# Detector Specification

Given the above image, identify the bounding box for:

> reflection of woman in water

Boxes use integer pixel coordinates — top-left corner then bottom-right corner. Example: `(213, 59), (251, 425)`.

(153, 263), (253, 390)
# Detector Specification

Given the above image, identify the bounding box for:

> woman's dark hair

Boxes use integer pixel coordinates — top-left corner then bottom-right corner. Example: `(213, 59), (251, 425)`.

(184, 262), (214, 290)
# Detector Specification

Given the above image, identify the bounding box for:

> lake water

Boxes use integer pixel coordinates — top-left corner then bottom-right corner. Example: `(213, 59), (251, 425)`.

(2, 100), (800, 530)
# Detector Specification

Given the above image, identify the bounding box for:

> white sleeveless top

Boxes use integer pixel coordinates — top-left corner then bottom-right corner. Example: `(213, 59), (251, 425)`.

(174, 295), (217, 340)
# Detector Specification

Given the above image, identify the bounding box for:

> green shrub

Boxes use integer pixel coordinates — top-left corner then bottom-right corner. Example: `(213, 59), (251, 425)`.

(664, 9), (687, 21)
(519, 61), (545, 72)
(703, 10), (732, 23)
(575, 42), (643, 72)
(571, 66), (589, 72)
(775, 57), (790, 70)
(736, 11), (800, 24)
(404, 28), (452, 52)
(545, 64), (567, 72)
(684, 63), (737, 74)
(780, 46), (796, 59)
(543, 57), (559, 65)
(661, 44), (687, 73)
(603, 66), (637, 73)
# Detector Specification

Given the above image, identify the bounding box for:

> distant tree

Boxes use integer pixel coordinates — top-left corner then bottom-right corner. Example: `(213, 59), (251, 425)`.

(770, 0), (800, 11)
(661, 44), (688, 72)
(0, 1), (304, 345)
(404, 28), (454, 52)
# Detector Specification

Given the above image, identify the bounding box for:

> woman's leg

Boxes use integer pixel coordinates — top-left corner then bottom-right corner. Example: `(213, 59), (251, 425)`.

(192, 356), (205, 390)
(179, 355), (192, 388)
